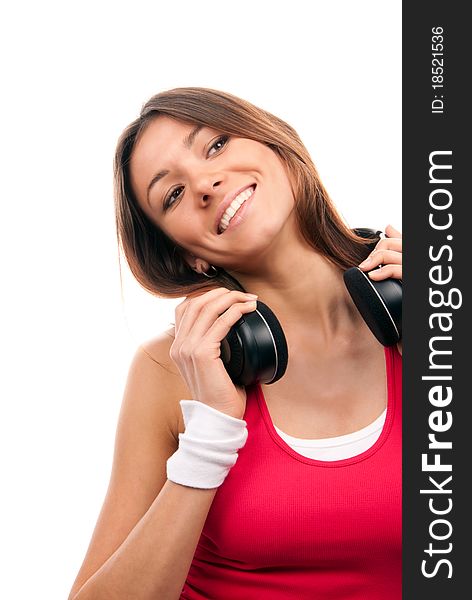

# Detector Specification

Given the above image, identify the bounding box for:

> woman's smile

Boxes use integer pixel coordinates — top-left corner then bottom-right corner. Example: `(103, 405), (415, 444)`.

(129, 116), (296, 270)
(216, 184), (256, 234)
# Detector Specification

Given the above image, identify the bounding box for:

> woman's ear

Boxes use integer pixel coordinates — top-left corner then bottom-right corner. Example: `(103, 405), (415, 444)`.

(181, 250), (210, 274)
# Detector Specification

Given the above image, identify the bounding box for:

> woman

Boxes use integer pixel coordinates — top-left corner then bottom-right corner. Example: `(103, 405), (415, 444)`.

(68, 87), (402, 599)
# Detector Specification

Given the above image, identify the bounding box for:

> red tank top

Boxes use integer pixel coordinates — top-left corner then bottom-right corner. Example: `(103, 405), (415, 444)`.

(181, 345), (402, 599)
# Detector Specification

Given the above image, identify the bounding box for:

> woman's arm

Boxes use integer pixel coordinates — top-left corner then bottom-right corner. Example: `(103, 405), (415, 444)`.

(67, 338), (217, 600)
(69, 288), (257, 600)
(70, 481), (217, 600)
(358, 223), (403, 356)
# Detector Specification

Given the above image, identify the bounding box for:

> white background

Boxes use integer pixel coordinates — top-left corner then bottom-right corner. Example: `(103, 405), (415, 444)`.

(0, 1), (401, 597)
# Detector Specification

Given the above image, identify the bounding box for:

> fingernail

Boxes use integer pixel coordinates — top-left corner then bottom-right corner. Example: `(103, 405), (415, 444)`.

(246, 293), (258, 299)
(359, 258), (372, 268)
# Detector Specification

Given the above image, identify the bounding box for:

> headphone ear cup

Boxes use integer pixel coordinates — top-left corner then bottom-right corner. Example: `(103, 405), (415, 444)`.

(343, 267), (402, 346)
(220, 300), (288, 387)
(255, 301), (288, 384)
(220, 326), (244, 384)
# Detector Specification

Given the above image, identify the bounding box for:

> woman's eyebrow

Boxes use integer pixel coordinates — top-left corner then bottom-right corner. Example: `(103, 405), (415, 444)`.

(146, 124), (204, 204)
(183, 124), (204, 149)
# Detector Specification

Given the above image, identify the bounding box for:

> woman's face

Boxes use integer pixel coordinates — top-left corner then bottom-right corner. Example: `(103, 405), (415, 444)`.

(129, 116), (296, 271)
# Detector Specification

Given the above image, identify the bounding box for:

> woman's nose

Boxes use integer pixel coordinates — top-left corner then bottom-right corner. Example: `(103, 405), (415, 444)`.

(194, 175), (224, 202)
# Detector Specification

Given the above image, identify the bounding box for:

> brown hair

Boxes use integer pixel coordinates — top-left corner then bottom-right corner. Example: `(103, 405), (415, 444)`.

(113, 87), (375, 299)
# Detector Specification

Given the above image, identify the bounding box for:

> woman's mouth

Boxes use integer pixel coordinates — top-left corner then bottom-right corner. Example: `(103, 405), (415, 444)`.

(218, 185), (256, 234)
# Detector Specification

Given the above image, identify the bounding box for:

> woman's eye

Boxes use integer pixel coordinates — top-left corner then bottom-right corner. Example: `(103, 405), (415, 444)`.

(164, 186), (184, 209)
(163, 136), (229, 210)
(207, 135), (229, 157)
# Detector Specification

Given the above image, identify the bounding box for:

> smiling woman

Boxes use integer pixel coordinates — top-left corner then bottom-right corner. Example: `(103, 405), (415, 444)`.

(68, 87), (402, 600)
(113, 87), (376, 299)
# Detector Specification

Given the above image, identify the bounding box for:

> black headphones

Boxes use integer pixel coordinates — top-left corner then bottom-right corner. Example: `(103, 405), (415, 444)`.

(220, 228), (402, 387)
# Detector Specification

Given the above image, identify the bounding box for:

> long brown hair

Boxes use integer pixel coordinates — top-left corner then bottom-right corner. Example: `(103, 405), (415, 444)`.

(114, 87), (375, 299)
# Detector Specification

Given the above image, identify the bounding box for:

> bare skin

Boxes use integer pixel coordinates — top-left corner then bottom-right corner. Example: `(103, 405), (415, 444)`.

(67, 117), (402, 600)
(130, 116), (403, 439)
(147, 318), (387, 442)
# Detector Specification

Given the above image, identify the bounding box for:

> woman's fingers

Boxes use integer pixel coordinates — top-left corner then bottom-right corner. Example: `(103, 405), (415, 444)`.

(181, 289), (258, 347)
(358, 223), (403, 281)
(376, 237), (402, 252)
(202, 299), (259, 358)
(385, 223), (402, 238)
(174, 287), (228, 336)
(169, 286), (259, 418)
(359, 248), (402, 270)
(367, 264), (402, 280)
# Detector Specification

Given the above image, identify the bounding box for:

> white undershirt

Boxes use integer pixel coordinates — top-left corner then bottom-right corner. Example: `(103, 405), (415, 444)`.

(273, 409), (387, 461)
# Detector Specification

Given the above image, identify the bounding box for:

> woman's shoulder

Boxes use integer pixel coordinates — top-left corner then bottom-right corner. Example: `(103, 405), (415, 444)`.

(139, 325), (176, 360)
(135, 327), (187, 438)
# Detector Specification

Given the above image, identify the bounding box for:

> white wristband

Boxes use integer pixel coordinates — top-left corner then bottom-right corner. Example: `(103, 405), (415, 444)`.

(166, 400), (248, 489)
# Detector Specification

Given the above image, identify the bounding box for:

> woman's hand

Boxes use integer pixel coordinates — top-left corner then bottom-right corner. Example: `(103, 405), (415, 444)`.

(169, 287), (259, 419)
(358, 224), (403, 355)
(358, 224), (402, 281)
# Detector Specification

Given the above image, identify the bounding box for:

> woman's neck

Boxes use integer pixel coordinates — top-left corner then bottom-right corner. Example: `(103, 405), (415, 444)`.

(227, 233), (363, 346)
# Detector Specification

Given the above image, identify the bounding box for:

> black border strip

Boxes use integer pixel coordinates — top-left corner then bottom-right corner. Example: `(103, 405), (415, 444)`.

(403, 2), (468, 596)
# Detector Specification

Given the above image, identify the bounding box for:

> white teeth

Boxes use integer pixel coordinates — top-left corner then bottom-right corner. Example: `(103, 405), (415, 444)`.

(219, 186), (255, 233)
